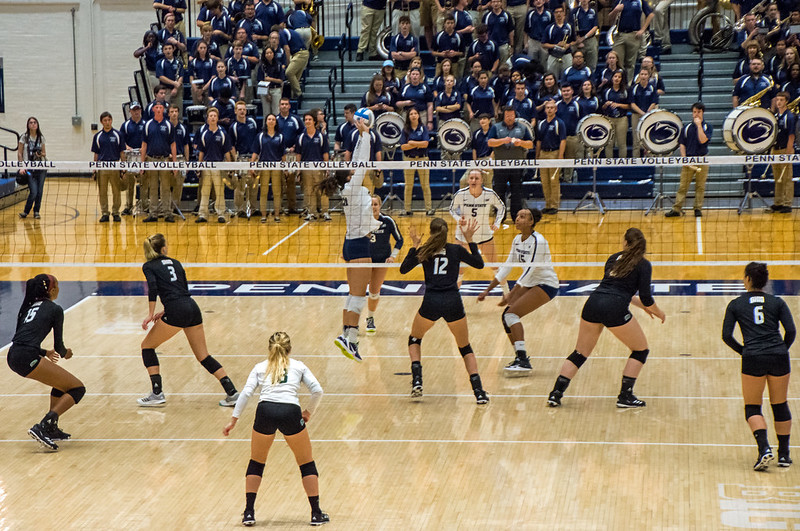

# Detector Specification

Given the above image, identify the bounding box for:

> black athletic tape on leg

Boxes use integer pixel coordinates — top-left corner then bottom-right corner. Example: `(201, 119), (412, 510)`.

(772, 402), (792, 422)
(501, 307), (511, 334)
(458, 344), (474, 357)
(200, 355), (223, 374)
(142, 348), (159, 367)
(745, 404), (763, 420)
(566, 350), (587, 368)
(67, 386), (86, 404)
(408, 335), (422, 346)
(299, 461), (318, 477)
(50, 388), (65, 398)
(246, 459), (265, 477)
(629, 349), (650, 364)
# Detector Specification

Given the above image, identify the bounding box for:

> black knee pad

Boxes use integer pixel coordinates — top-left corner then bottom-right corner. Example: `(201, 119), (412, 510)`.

(745, 404), (763, 420)
(458, 344), (474, 357)
(772, 402), (792, 422)
(501, 307), (511, 334)
(408, 335), (422, 346)
(629, 349), (650, 364)
(50, 388), (65, 398)
(567, 350), (587, 368)
(200, 355), (223, 375)
(246, 459), (265, 477)
(299, 460), (318, 477)
(67, 386), (86, 404)
(142, 348), (159, 368)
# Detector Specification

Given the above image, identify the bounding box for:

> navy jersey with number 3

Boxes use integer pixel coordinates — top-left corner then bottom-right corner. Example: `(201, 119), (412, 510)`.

(723, 291), (796, 357)
(142, 256), (191, 304)
(399, 242), (484, 292)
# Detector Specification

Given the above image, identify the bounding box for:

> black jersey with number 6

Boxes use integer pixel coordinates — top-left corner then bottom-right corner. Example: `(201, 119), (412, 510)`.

(142, 256), (191, 304)
(12, 299), (67, 356)
(399, 242), (484, 292)
(722, 291), (796, 357)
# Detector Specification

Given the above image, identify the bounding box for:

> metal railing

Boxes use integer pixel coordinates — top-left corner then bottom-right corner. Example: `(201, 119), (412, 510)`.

(346, 2), (355, 62)
(0, 125), (21, 182)
(328, 67), (339, 122)
(337, 33), (347, 92)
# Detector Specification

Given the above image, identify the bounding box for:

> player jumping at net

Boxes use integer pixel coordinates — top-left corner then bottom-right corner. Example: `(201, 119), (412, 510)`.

(399, 217), (490, 404)
(547, 228), (666, 408)
(223, 331), (328, 527)
(319, 109), (382, 362)
(723, 262), (796, 471)
(365, 194), (403, 334)
(477, 208), (560, 376)
(138, 233), (239, 406)
(8, 274), (84, 451)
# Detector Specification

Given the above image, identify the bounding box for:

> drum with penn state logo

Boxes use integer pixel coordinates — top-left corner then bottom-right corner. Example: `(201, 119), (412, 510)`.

(438, 119), (471, 153)
(723, 106), (778, 154)
(636, 109), (683, 155)
(577, 114), (614, 152)
(186, 105), (207, 126)
(374, 111), (404, 148)
(514, 118), (534, 143)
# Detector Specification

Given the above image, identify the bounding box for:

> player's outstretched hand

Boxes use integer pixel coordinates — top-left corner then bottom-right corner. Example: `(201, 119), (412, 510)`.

(45, 349), (60, 363)
(460, 217), (479, 242)
(410, 225), (423, 247)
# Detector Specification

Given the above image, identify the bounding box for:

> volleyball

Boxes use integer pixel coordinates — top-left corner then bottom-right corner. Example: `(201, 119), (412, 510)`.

(354, 107), (374, 128)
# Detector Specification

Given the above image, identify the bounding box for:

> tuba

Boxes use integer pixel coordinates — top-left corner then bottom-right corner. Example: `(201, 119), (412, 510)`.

(787, 94), (800, 113)
(311, 25), (325, 51)
(741, 77), (775, 107)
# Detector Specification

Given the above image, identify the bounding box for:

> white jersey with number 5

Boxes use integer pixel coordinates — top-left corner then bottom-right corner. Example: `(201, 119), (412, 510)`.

(495, 232), (560, 289)
(342, 130), (381, 239)
(449, 186), (506, 243)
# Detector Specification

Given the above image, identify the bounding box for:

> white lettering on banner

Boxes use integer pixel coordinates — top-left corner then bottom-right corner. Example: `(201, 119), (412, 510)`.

(697, 283), (747, 293)
(718, 484), (800, 529)
(567, 283), (600, 294)
(188, 284), (231, 290)
(378, 284), (424, 294)
(651, 283), (691, 294)
(234, 283), (291, 293)
(292, 284), (350, 294)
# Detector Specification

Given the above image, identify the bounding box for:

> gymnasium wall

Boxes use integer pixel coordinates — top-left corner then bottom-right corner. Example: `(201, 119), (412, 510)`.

(0, 0), (153, 159)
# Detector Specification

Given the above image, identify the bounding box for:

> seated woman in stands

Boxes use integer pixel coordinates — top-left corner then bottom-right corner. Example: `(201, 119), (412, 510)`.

(362, 75), (395, 119)
(189, 40), (217, 104)
(639, 56), (665, 96)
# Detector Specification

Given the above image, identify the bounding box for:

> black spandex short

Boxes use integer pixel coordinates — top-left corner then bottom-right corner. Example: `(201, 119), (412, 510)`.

(161, 298), (203, 328)
(581, 293), (632, 328)
(253, 401), (306, 436)
(536, 284), (559, 300)
(371, 253), (390, 264)
(343, 236), (372, 262)
(418, 291), (466, 323)
(7, 345), (43, 377)
(742, 353), (791, 377)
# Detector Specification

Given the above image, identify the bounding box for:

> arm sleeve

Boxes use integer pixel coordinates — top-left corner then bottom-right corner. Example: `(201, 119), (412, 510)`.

(301, 365), (324, 415)
(52, 306), (67, 357)
(399, 247), (420, 274)
(494, 238), (517, 282)
(460, 242), (485, 270)
(722, 303), (744, 354)
(349, 131), (372, 188)
(779, 299), (797, 349)
(637, 260), (655, 307)
(232, 365), (261, 418)
(143, 264), (159, 302)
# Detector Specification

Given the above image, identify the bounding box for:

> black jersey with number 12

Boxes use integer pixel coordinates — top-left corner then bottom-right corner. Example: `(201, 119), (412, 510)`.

(722, 291), (796, 357)
(399, 242), (484, 292)
(142, 256), (191, 303)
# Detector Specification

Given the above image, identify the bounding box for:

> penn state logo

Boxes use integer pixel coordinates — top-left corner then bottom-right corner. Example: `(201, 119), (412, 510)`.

(737, 118), (775, 146)
(443, 128), (468, 149)
(586, 124), (610, 142)
(377, 121), (402, 142)
(643, 121), (680, 146)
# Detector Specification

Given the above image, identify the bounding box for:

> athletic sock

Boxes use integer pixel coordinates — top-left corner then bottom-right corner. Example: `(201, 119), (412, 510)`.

(778, 434), (791, 455)
(554, 375), (571, 393)
(245, 492), (257, 512)
(754, 429), (770, 453)
(150, 374), (163, 395)
(346, 326), (359, 344)
(308, 495), (320, 513)
(514, 341), (526, 358)
(620, 376), (637, 396)
(367, 309), (374, 318)
(469, 373), (483, 392)
(41, 410), (59, 427)
(219, 376), (237, 396)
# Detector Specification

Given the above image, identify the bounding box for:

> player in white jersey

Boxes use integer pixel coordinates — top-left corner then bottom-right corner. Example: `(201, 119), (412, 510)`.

(449, 169), (506, 285)
(478, 208), (560, 376)
(223, 332), (328, 527)
(318, 118), (382, 362)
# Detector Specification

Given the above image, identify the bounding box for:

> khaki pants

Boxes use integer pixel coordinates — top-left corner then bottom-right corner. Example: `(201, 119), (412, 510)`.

(147, 157), (172, 216)
(124, 171), (137, 210)
(539, 150), (561, 210)
(234, 168), (255, 214)
(605, 116), (629, 159)
(580, 35), (599, 72)
(563, 135), (580, 182)
(612, 31), (641, 84)
(258, 170), (283, 214)
(673, 164), (708, 210)
(286, 49), (310, 98)
(403, 156), (431, 211)
(506, 4), (528, 55)
(772, 147), (794, 207)
(526, 39), (548, 68)
(653, 0), (674, 47)
(96, 170), (122, 216)
(498, 43), (511, 68)
(358, 6), (385, 55)
(199, 169), (227, 219)
(283, 171), (299, 210)
(547, 53), (571, 80)
(631, 113), (644, 158)
(420, 0), (438, 31)
(302, 170), (329, 213)
(260, 87), (283, 117)
(364, 169), (383, 195)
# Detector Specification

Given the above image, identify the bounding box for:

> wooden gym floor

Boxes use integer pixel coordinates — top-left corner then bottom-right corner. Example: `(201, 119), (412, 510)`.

(1, 178), (799, 529)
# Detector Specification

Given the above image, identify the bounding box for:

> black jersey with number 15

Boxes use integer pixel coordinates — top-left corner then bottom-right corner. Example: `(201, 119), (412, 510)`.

(142, 256), (191, 304)
(12, 299), (67, 356)
(722, 291), (796, 357)
(399, 242), (484, 292)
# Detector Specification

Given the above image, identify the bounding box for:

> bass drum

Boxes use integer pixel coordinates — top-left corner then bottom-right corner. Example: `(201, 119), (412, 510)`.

(637, 109), (682, 155)
(375, 111), (405, 147)
(186, 105), (207, 125)
(377, 26), (392, 60)
(438, 119), (471, 152)
(577, 114), (613, 151)
(723, 106), (777, 154)
(514, 118), (534, 142)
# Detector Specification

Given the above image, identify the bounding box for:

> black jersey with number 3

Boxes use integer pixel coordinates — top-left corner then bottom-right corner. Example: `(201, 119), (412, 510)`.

(12, 299), (67, 356)
(142, 256), (191, 304)
(399, 242), (484, 292)
(723, 291), (796, 357)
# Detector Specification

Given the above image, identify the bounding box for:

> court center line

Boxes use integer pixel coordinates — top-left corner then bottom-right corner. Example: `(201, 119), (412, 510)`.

(0, 295), (93, 353)
(262, 221), (309, 256)
(696, 216), (703, 255)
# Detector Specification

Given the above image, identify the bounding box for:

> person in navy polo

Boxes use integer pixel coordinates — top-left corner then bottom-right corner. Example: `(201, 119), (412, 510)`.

(536, 100), (566, 214)
(145, 85), (171, 121)
(168, 105), (190, 204)
(524, 0), (551, 67)
(556, 84), (580, 182)
(158, 12), (187, 55)
(279, 25), (310, 98)
(435, 74), (463, 123)
(278, 97), (303, 214)
(237, 1), (266, 45)
(357, 0), (387, 61)
(231, 100), (260, 218)
(189, 40), (216, 104)
(543, 4), (575, 80)
(561, 50), (592, 93)
(226, 41), (252, 101)
(488, 107), (533, 220)
(482, 0), (515, 66)
(153, 0), (187, 36)
(397, 68), (435, 128)
(141, 101), (177, 223)
(197, 107), (234, 223)
(467, 71), (497, 131)
(572, 0), (599, 71)
(211, 86), (236, 129)
(251, 113), (286, 222)
(91, 112), (126, 222)
(467, 24), (499, 74)
(609, 0), (654, 83)
(507, 80), (535, 123)
(209, 0), (233, 57)
(156, 42), (184, 117)
(468, 113), (495, 188)
(335, 104), (359, 155)
(629, 68), (659, 158)
(390, 16), (419, 80)
(255, 0), (285, 33)
(732, 57), (774, 109)
(296, 112), (331, 221)
(433, 15), (466, 77)
(120, 102), (146, 215)
(666, 102), (712, 218)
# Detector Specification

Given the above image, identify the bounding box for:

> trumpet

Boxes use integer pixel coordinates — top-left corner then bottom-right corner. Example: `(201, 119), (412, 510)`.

(741, 78), (775, 107)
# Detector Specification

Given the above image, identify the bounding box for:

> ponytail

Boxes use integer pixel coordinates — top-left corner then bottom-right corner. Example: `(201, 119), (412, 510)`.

(266, 331), (292, 385)
(144, 233), (167, 261)
(416, 217), (449, 262)
(316, 170), (349, 197)
(610, 227), (647, 278)
(17, 274), (54, 323)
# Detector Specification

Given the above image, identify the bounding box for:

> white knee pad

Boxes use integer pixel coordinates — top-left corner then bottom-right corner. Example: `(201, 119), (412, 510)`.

(503, 311), (521, 328)
(345, 295), (367, 315)
(368, 292), (381, 300)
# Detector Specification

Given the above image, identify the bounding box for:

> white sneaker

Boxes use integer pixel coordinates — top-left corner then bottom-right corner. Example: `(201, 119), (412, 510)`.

(137, 392), (166, 407)
(219, 392), (239, 407)
(365, 316), (376, 334)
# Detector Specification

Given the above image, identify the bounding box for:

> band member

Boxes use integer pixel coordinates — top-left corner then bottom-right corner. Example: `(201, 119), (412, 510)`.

(230, 101), (260, 218)
(601, 70), (630, 158)
(168, 105), (190, 203)
(470, 114), (495, 187)
(120, 103), (146, 215)
(609, 0), (654, 83)
(366, 195), (404, 334)
(488, 107), (534, 221)
(769, 91), (796, 213)
(251, 114), (286, 222)
(556, 84), (580, 182)
(399, 108), (433, 216)
(477, 208), (559, 375)
(223, 331), (328, 527)
(196, 107), (234, 223)
(8, 274), (84, 451)
(399, 217), (489, 404)
(732, 57), (773, 108)
(547, 228), (666, 408)
(91, 111), (125, 222)
(139, 233), (239, 406)
(543, 4), (575, 80)
(723, 262), (796, 470)
(629, 68), (659, 158)
(296, 111), (331, 221)
(141, 101), (178, 223)
(536, 100), (566, 214)
(666, 102), (712, 218)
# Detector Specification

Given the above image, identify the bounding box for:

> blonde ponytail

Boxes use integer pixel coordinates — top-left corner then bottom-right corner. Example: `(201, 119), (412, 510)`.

(143, 233), (166, 261)
(267, 331), (292, 385)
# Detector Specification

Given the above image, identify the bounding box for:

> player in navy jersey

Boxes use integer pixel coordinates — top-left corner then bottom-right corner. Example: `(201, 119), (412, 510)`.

(547, 228), (666, 408)
(8, 274), (85, 451)
(365, 195), (404, 334)
(723, 262), (796, 470)
(399, 217), (489, 404)
(138, 233), (239, 407)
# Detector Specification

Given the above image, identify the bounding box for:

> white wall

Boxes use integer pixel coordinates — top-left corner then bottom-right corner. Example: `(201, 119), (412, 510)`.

(0, 0), (154, 160)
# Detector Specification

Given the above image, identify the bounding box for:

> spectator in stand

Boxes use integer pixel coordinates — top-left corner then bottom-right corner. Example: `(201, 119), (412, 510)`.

(466, 70), (497, 131)
(268, 30), (289, 67)
(453, 0), (475, 49)
(357, 0), (387, 61)
(732, 57), (773, 108)
(572, 0), (599, 71)
(556, 83), (580, 181)
(435, 74), (463, 123)
(189, 41), (216, 104)
(391, 16), (419, 81)
(561, 50), (592, 92)
(120, 103), (145, 216)
(577, 79), (600, 156)
(488, 107), (533, 220)
(238, 1), (267, 46)
(734, 41), (762, 83)
(287, 5), (314, 57)
(736, 13), (761, 53)
(482, 0), (515, 66)
(91, 112), (125, 223)
(433, 15), (467, 78)
(397, 68), (435, 127)
(471, 114), (494, 187)
(524, 0), (552, 68)
(468, 24), (500, 74)
(491, 64), (513, 103)
(154, 0), (187, 36)
(169, 105), (190, 202)
(134, 30), (162, 93)
(391, 0), (422, 37)
(399, 108), (433, 216)
(381, 60), (402, 99)
(145, 85), (171, 121)
(344, 124), (384, 194)
(781, 62), (800, 100)
(227, 42), (252, 101)
(296, 111), (331, 221)
(314, 108), (328, 136)
(432, 58), (455, 96)
(460, 59), (484, 101)
(277, 98), (303, 214)
(767, 39), (787, 79)
(255, 0), (286, 32)
(507, 79), (535, 122)
(251, 114), (286, 222)
(258, 46), (285, 116)
(601, 69), (629, 158)
(536, 100), (566, 213)
(156, 42), (185, 116)
(208, 0), (233, 58)
(769, 91), (796, 213)
(335, 104), (358, 155)
(209, 61), (236, 102)
(505, 0), (528, 55)
(196, 0), (230, 32)
(640, 55), (666, 95)
(229, 28), (261, 66)
(158, 12), (187, 57)
(141, 101), (177, 223)
(595, 50), (620, 92)
(211, 86), (237, 128)
(363, 75), (396, 118)
(774, 44), (798, 86)
(196, 107), (234, 223)
(275, 24), (310, 98)
(230, 101), (260, 218)
(665, 102), (712, 218)
(543, 4), (575, 80)
(192, 22), (222, 62)
(629, 68), (659, 158)
(609, 0), (654, 83)
(535, 72), (561, 121)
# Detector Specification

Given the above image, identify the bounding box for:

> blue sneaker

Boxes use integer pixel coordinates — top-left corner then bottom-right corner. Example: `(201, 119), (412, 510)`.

(334, 336), (362, 362)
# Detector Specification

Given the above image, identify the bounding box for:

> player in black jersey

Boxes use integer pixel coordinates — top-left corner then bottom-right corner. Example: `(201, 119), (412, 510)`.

(8, 274), (85, 451)
(547, 228), (666, 408)
(399, 217), (490, 404)
(138, 233), (239, 407)
(365, 195), (404, 334)
(723, 262), (796, 470)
